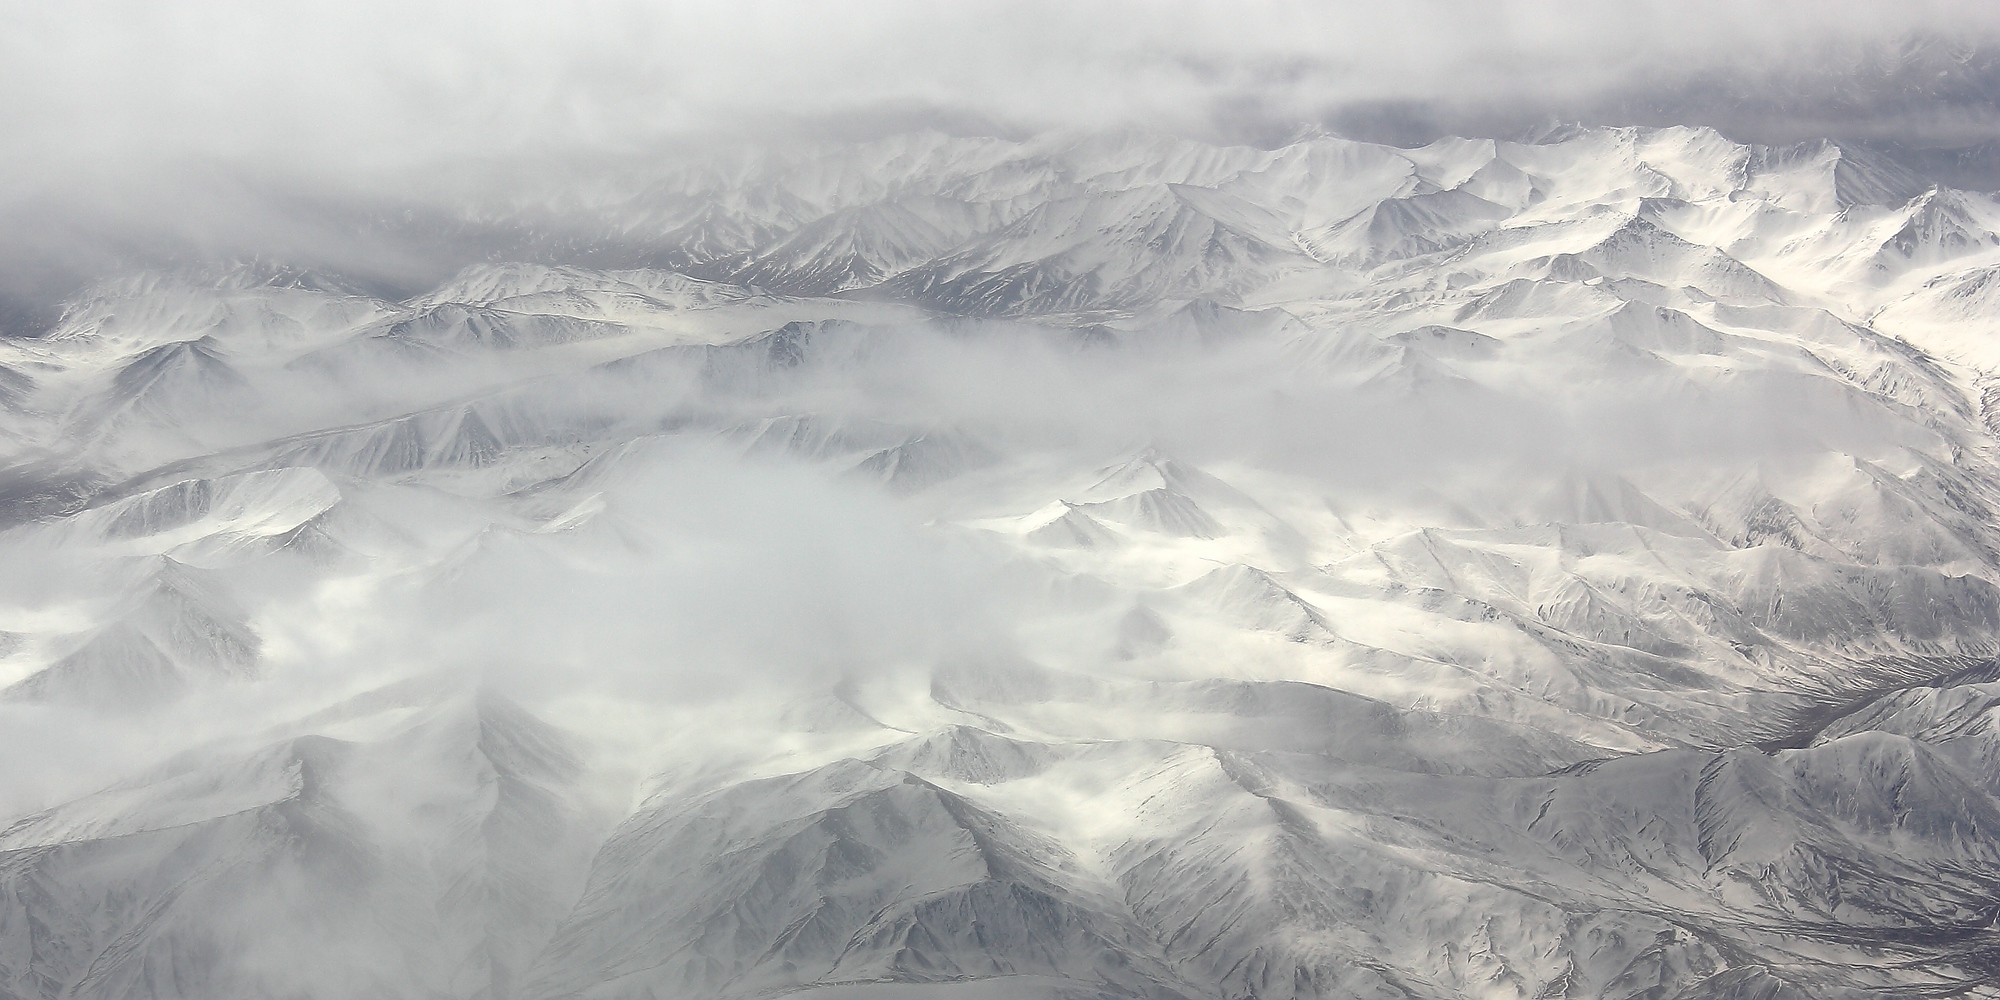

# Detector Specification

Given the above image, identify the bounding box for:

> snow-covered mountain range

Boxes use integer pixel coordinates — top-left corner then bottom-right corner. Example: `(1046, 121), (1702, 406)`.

(4, 126), (2000, 999)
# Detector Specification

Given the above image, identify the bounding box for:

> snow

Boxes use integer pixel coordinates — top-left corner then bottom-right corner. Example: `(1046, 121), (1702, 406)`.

(4, 124), (2000, 999)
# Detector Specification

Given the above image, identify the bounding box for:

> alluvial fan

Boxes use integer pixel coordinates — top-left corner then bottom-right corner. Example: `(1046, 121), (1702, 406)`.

(5, 127), (2000, 999)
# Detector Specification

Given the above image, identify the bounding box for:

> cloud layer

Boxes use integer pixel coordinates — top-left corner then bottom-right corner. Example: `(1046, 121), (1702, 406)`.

(2, 1), (1997, 332)
(7, 0), (2000, 187)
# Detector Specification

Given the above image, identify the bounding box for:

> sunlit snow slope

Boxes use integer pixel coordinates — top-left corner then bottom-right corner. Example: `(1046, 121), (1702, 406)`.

(4, 127), (2000, 1000)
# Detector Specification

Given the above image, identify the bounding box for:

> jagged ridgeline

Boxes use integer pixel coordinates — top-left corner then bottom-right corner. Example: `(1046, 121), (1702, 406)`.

(2, 127), (2000, 999)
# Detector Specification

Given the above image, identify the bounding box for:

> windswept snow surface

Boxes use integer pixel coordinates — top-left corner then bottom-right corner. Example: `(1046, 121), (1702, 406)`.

(6, 128), (2000, 998)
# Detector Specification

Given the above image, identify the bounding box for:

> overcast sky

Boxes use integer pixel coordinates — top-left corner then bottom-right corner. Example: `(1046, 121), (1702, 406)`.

(6, 1), (1999, 186)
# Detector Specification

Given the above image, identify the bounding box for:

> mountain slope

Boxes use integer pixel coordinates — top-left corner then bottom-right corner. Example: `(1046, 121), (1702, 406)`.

(3, 125), (2000, 999)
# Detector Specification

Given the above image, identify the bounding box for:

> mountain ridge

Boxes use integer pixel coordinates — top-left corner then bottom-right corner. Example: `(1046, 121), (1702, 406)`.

(3, 123), (2000, 998)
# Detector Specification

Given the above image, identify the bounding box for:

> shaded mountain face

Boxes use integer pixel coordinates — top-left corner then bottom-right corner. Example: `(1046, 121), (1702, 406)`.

(5, 126), (2000, 998)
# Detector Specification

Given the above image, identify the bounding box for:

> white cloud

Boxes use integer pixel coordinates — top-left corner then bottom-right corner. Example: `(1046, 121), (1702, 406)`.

(5, 0), (1998, 193)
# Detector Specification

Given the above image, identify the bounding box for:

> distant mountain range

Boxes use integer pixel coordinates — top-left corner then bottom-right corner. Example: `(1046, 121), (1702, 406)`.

(3, 126), (2000, 999)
